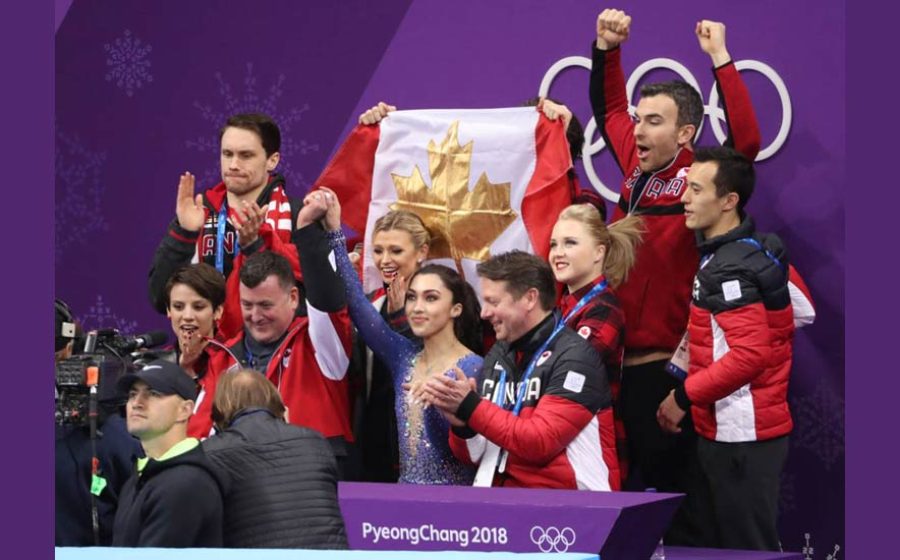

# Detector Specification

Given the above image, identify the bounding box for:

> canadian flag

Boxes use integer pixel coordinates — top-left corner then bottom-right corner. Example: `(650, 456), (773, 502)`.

(313, 108), (572, 293)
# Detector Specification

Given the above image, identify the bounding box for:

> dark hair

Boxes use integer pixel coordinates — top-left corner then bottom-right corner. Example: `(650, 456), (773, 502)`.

(693, 146), (756, 211)
(164, 263), (227, 310)
(522, 97), (584, 161)
(639, 81), (704, 131)
(476, 250), (556, 311)
(239, 251), (295, 291)
(212, 369), (286, 430)
(408, 264), (483, 354)
(220, 113), (281, 157)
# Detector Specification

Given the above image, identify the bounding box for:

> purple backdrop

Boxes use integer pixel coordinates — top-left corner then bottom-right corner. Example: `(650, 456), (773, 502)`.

(55, 1), (844, 555)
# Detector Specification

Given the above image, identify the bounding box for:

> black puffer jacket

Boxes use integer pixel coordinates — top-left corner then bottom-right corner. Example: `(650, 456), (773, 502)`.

(112, 443), (225, 547)
(202, 409), (348, 549)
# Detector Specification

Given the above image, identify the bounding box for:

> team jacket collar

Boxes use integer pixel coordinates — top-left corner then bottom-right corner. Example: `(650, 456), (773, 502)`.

(203, 173), (287, 211)
(508, 309), (562, 357)
(227, 316), (306, 369)
(561, 275), (608, 315)
(696, 214), (757, 255)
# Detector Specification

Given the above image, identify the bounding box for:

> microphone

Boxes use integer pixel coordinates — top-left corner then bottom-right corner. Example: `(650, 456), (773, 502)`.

(119, 331), (169, 352)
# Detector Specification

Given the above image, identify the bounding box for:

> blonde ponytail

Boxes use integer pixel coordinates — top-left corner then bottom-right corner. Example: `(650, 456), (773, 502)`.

(604, 215), (643, 288)
(556, 205), (644, 288)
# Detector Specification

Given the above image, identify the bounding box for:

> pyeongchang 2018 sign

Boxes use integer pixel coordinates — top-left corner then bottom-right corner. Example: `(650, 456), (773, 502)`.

(338, 482), (681, 555)
(539, 56), (792, 202)
(358, 522), (577, 553)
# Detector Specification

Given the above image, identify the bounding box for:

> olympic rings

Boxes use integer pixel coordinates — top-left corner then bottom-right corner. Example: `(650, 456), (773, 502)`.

(538, 55), (792, 202)
(530, 525), (577, 553)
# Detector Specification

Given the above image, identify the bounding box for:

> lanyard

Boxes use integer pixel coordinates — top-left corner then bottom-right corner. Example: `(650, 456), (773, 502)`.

(242, 337), (259, 372)
(499, 279), (608, 416)
(736, 238), (784, 270)
(215, 203), (239, 274)
(700, 237), (783, 271)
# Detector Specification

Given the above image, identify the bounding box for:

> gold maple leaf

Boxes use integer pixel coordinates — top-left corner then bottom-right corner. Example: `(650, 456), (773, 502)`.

(390, 121), (517, 271)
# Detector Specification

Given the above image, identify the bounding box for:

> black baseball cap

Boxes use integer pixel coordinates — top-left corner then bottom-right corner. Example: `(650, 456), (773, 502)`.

(117, 360), (199, 401)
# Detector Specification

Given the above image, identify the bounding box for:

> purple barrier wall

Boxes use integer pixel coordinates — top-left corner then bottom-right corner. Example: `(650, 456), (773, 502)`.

(338, 482), (681, 558)
(56, 1), (843, 555)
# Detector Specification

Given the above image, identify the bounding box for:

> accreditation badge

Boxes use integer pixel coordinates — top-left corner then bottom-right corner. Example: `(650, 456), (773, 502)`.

(665, 330), (690, 381)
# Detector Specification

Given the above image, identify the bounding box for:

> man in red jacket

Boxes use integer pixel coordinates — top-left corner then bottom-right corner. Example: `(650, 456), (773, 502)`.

(148, 113), (303, 340)
(421, 251), (615, 490)
(658, 147), (793, 551)
(200, 206), (355, 475)
(590, 8), (760, 545)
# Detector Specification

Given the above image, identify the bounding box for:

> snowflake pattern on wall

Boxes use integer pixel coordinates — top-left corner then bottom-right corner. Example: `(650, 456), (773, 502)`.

(186, 62), (319, 189)
(80, 295), (138, 335)
(104, 29), (153, 97)
(778, 471), (797, 515)
(791, 381), (845, 470)
(55, 130), (109, 262)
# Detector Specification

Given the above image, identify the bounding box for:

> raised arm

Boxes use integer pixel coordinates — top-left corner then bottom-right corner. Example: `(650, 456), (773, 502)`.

(148, 172), (206, 313)
(589, 8), (638, 175)
(307, 188), (414, 375)
(697, 20), (761, 160)
(292, 197), (354, 380)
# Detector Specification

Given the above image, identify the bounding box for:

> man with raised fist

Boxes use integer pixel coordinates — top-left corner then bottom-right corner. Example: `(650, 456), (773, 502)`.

(590, 9), (761, 546)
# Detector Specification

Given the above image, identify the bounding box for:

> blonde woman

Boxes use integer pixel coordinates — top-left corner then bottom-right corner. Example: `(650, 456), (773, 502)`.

(548, 204), (643, 489)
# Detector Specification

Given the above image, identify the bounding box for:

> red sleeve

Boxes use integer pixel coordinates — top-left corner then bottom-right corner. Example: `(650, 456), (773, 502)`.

(685, 303), (771, 406)
(259, 226), (302, 281)
(589, 46), (638, 174)
(308, 307), (352, 381)
(713, 62), (761, 161)
(788, 264), (816, 327)
(466, 395), (594, 466)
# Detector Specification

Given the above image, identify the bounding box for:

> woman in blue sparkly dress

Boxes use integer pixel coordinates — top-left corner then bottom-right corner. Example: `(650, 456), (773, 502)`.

(304, 187), (483, 485)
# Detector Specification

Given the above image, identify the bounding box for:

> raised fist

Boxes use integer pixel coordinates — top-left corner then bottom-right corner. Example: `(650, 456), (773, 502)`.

(695, 20), (731, 67)
(536, 98), (573, 130)
(596, 9), (631, 50)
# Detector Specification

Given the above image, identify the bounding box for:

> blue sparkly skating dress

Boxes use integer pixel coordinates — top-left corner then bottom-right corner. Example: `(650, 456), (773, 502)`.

(326, 230), (479, 485)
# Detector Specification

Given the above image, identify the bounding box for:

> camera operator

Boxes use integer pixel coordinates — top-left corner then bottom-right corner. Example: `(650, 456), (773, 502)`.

(55, 300), (143, 546)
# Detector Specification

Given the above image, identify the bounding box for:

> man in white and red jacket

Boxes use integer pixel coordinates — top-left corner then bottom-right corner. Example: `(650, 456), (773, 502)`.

(202, 206), (354, 475)
(657, 147), (806, 551)
(422, 251), (616, 490)
(590, 9), (761, 545)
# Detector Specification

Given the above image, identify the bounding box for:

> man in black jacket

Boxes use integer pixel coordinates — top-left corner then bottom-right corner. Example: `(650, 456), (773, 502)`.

(203, 369), (348, 549)
(112, 360), (225, 547)
(421, 251), (613, 489)
(147, 113), (303, 341)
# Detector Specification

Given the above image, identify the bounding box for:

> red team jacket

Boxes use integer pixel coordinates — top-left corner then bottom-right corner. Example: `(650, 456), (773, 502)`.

(674, 218), (813, 442)
(450, 312), (617, 490)
(589, 45), (761, 353)
(187, 225), (354, 445)
(560, 275), (627, 485)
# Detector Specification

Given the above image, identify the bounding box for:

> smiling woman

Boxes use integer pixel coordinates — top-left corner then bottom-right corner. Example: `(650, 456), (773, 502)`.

(302, 187), (484, 485)
(163, 263), (228, 439)
(350, 208), (431, 482)
(548, 203), (643, 488)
